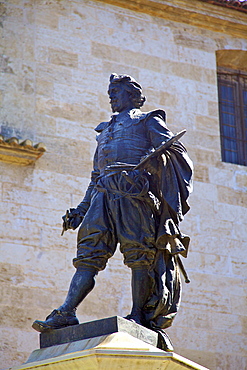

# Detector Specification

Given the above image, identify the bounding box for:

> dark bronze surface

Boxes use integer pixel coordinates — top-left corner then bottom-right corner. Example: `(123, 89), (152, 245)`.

(40, 316), (158, 349)
(32, 74), (193, 352)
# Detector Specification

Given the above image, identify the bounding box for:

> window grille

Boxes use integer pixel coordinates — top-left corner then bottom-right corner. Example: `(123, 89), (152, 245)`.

(217, 68), (247, 166)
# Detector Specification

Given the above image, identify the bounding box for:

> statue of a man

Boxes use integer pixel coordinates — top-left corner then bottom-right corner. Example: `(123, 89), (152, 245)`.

(32, 74), (193, 350)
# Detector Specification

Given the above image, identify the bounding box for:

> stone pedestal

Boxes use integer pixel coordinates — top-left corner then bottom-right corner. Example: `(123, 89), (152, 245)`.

(38, 316), (158, 350)
(10, 317), (209, 370)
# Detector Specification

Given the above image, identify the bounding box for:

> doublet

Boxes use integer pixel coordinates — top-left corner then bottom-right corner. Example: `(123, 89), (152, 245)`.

(95, 108), (171, 173)
(74, 108), (171, 272)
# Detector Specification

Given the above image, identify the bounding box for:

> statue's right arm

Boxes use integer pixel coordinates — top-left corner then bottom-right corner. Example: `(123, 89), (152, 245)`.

(62, 147), (99, 232)
(75, 172), (98, 216)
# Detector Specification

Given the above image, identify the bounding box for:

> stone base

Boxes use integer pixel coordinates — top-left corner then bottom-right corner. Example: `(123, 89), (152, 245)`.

(12, 333), (209, 370)
(10, 317), (209, 370)
(39, 316), (158, 349)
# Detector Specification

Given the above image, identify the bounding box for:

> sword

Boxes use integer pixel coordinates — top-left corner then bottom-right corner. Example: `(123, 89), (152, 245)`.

(134, 129), (186, 170)
(61, 209), (70, 236)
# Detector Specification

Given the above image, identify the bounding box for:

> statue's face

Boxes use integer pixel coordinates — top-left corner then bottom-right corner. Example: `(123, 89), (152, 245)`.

(108, 83), (133, 113)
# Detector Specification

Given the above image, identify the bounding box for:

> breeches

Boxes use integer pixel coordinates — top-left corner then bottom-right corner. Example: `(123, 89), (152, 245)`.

(73, 189), (156, 271)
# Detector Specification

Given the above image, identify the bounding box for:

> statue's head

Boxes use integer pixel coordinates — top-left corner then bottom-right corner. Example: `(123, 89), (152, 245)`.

(108, 73), (146, 113)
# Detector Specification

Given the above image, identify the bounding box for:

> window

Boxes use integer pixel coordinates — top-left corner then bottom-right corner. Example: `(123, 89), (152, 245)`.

(217, 68), (247, 166)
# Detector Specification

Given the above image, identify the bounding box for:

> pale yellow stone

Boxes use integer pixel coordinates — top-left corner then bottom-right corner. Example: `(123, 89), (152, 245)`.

(35, 9), (59, 29)
(48, 48), (78, 68)
(231, 258), (247, 276)
(6, 5), (23, 21)
(173, 29), (215, 52)
(24, 6), (35, 25)
(36, 64), (73, 84)
(2, 27), (24, 59)
(159, 91), (178, 108)
(92, 41), (168, 73)
(195, 115), (220, 134)
(207, 101), (219, 117)
(187, 251), (229, 275)
(174, 347), (217, 370)
(14, 333), (209, 370)
(215, 353), (247, 370)
(236, 173), (247, 189)
(190, 148), (220, 166)
(194, 165), (209, 183)
(0, 1), (247, 369)
(36, 78), (54, 97)
(184, 131), (221, 151)
(217, 185), (247, 207)
(36, 97), (97, 124)
(172, 63), (216, 84)
(217, 50), (247, 72)
(96, 0), (247, 39)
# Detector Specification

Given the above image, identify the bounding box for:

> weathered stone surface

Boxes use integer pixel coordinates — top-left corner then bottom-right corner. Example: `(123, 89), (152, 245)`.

(0, 1), (246, 370)
(193, 165), (209, 183)
(236, 173), (247, 189)
(217, 185), (247, 207)
(48, 49), (78, 68)
(39, 316), (158, 349)
(23, 332), (210, 370)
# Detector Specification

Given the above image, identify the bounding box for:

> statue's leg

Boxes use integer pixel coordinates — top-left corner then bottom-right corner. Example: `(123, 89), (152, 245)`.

(32, 192), (115, 333)
(58, 266), (97, 311)
(32, 266), (97, 333)
(126, 265), (151, 326)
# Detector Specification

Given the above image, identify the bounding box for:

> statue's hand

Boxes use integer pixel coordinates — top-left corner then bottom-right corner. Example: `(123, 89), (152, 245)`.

(61, 208), (83, 235)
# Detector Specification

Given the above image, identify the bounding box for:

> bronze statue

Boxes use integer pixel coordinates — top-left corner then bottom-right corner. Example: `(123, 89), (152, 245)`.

(32, 74), (193, 351)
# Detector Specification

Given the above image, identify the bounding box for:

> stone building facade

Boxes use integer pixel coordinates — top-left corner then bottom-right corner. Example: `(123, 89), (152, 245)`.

(0, 1), (246, 369)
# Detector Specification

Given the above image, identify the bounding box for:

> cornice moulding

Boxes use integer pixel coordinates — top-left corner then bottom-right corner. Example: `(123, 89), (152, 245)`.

(0, 136), (46, 165)
(96, 0), (247, 39)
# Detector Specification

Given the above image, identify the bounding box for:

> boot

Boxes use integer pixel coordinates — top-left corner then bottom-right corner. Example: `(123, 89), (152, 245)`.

(32, 308), (79, 333)
(32, 266), (97, 333)
(125, 266), (151, 326)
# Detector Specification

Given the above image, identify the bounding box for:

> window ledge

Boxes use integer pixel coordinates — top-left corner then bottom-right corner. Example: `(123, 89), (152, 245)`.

(0, 136), (46, 165)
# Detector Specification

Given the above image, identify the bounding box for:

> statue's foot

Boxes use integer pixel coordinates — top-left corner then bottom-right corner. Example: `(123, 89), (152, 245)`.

(125, 313), (144, 326)
(32, 309), (79, 333)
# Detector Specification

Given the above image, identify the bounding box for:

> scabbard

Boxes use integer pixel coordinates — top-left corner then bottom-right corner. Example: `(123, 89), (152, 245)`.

(176, 255), (190, 283)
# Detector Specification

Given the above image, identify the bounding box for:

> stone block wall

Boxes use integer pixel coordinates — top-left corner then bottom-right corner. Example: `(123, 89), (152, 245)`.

(0, 1), (246, 369)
